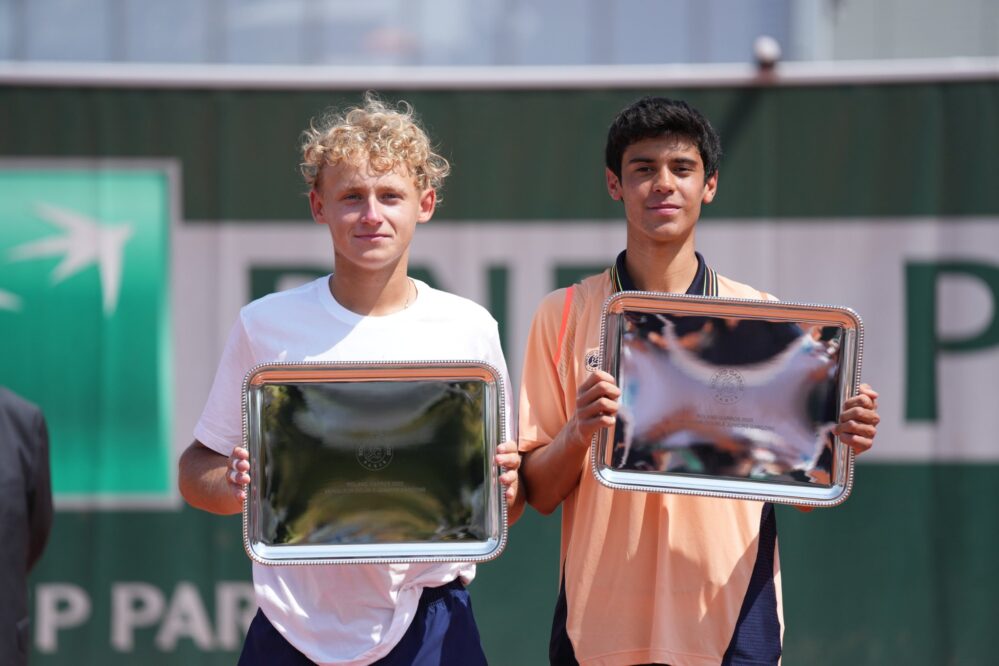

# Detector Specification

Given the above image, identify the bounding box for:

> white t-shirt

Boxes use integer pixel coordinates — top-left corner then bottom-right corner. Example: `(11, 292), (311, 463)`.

(194, 276), (511, 666)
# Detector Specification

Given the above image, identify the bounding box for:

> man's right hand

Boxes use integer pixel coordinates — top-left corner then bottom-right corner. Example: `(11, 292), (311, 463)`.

(521, 369), (621, 515)
(178, 441), (250, 515)
(565, 369), (621, 448)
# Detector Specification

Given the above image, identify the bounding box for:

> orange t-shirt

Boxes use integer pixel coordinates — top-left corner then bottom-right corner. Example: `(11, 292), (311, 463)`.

(519, 269), (784, 666)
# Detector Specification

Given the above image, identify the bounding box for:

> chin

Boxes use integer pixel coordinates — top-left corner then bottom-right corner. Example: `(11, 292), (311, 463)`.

(335, 253), (400, 273)
(637, 228), (688, 245)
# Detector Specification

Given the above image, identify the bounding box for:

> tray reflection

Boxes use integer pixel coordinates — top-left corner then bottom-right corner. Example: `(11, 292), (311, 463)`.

(594, 293), (863, 506)
(244, 362), (506, 564)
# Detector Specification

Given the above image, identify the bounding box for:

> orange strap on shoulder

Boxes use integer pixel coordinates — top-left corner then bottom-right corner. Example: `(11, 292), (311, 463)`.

(554, 285), (575, 368)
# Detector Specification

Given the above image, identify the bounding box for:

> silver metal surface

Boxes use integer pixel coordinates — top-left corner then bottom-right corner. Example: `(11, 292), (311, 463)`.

(242, 361), (507, 565)
(593, 292), (863, 507)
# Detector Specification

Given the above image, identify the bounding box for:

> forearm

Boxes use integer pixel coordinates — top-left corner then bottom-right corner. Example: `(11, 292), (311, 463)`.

(521, 426), (592, 515)
(178, 442), (242, 515)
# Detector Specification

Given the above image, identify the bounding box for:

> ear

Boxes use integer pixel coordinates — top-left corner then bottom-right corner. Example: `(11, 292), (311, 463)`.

(605, 167), (623, 201)
(417, 188), (436, 224)
(308, 188), (324, 224)
(702, 171), (719, 204)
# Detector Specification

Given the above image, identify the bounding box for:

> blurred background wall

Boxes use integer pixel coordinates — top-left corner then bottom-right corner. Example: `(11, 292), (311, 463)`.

(1, 0), (998, 65)
(1, 1), (998, 664)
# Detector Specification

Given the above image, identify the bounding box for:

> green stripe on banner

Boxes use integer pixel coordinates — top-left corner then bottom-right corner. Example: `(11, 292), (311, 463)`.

(777, 463), (999, 665)
(1, 84), (997, 221)
(27, 464), (999, 665)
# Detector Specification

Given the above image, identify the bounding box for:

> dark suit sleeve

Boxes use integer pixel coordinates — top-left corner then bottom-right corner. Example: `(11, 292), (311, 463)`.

(26, 408), (53, 571)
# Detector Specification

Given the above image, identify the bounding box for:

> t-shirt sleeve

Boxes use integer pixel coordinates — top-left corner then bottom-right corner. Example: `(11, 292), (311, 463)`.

(518, 289), (570, 454)
(193, 313), (257, 456)
(479, 318), (516, 444)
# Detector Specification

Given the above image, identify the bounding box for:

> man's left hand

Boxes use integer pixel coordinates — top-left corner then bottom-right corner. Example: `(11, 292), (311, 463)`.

(835, 383), (880, 456)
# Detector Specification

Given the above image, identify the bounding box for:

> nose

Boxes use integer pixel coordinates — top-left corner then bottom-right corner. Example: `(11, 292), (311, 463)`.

(359, 196), (383, 225)
(652, 167), (675, 193)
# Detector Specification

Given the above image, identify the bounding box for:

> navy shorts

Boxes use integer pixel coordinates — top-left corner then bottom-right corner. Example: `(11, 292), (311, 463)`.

(238, 579), (488, 665)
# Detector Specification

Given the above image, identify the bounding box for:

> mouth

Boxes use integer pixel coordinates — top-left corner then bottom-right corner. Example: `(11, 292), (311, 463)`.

(648, 202), (681, 211)
(355, 233), (391, 241)
(647, 203), (682, 216)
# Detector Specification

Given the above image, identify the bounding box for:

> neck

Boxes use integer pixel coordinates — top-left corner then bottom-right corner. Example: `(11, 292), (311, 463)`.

(624, 234), (698, 293)
(329, 258), (414, 316)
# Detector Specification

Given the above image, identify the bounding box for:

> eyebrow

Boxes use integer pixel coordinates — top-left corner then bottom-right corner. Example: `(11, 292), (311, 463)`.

(625, 155), (700, 168)
(338, 180), (407, 192)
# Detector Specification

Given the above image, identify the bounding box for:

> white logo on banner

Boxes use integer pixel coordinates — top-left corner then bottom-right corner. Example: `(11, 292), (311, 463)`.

(7, 203), (135, 316)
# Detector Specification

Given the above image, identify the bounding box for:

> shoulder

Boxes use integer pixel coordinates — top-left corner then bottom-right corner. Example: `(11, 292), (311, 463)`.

(0, 387), (40, 416)
(532, 270), (612, 323)
(417, 282), (498, 328)
(534, 287), (570, 322)
(240, 276), (326, 321)
(715, 273), (777, 300)
(0, 387), (43, 428)
(574, 271), (613, 307)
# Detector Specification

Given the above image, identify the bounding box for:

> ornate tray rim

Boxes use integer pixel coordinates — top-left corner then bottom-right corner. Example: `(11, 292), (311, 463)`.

(242, 360), (509, 565)
(591, 291), (864, 508)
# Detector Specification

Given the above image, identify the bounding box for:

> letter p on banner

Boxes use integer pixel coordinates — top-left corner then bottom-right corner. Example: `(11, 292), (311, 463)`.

(906, 261), (999, 421)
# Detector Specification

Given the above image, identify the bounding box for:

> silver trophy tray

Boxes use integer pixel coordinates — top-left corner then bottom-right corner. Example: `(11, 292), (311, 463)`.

(242, 361), (508, 565)
(593, 292), (863, 507)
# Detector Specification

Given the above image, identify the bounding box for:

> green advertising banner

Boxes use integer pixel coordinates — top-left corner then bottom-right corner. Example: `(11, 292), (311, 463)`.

(0, 164), (172, 504)
(1, 75), (997, 665)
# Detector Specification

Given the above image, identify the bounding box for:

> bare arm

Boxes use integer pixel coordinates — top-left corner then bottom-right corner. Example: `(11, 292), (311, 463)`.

(521, 370), (620, 515)
(178, 441), (249, 515)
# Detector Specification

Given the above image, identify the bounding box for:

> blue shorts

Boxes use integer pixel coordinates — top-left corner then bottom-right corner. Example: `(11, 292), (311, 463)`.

(238, 579), (488, 665)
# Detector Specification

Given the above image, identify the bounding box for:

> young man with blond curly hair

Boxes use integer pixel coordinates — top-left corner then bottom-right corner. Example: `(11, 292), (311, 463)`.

(179, 95), (522, 665)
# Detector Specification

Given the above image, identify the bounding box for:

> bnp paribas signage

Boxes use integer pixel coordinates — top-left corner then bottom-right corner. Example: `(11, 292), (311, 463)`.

(0, 161), (174, 507)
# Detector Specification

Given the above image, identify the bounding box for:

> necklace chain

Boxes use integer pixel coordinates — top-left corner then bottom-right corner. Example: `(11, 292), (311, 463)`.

(327, 274), (416, 312)
(404, 277), (416, 309)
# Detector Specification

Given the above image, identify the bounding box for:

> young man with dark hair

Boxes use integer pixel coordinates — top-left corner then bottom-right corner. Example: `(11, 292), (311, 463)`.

(518, 96), (879, 665)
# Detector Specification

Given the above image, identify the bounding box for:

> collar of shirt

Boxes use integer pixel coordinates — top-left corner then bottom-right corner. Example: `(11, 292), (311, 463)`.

(609, 250), (717, 296)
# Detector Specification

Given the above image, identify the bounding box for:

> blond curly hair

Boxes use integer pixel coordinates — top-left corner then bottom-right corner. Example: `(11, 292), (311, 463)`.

(300, 93), (450, 193)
